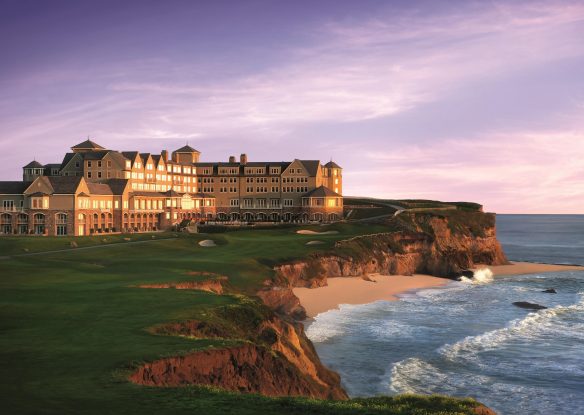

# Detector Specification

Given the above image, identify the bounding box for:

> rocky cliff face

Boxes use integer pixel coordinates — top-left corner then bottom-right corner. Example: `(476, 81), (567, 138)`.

(131, 210), (504, 406)
(130, 305), (347, 400)
(270, 211), (508, 289)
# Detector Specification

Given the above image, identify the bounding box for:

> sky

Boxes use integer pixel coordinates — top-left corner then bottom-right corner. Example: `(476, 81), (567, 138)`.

(0, 0), (583, 213)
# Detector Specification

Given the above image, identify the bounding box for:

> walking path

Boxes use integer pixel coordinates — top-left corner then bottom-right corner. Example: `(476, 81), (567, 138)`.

(0, 236), (178, 259)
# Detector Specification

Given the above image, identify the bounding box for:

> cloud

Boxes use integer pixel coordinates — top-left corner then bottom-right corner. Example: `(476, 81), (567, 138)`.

(93, 1), (584, 135)
(350, 127), (584, 213)
(1, 0), (583, 212)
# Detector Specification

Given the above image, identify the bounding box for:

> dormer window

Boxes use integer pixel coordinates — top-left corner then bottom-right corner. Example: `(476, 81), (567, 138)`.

(125, 160), (131, 169)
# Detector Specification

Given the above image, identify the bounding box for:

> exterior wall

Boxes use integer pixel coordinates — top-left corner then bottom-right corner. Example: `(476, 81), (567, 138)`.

(1, 145), (345, 237)
(60, 153), (84, 177)
(83, 153), (125, 181)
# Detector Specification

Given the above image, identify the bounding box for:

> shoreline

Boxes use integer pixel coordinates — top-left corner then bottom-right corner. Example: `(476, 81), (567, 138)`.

(294, 261), (583, 318)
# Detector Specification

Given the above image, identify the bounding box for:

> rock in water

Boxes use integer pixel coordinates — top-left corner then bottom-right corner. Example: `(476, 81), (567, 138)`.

(459, 270), (474, 279)
(542, 288), (557, 294)
(513, 301), (547, 310)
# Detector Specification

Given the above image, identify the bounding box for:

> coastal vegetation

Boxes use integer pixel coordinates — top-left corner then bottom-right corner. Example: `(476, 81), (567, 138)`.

(0, 203), (501, 414)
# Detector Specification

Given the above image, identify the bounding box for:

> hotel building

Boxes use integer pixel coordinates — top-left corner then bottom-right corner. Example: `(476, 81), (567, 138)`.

(0, 140), (343, 236)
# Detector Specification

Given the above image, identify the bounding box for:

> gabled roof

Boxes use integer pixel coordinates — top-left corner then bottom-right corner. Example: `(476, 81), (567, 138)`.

(46, 176), (83, 194)
(71, 139), (105, 150)
(174, 145), (200, 153)
(140, 153), (151, 161)
(23, 160), (44, 168)
(121, 151), (140, 163)
(77, 192), (91, 197)
(298, 160), (321, 176)
(164, 189), (181, 197)
(83, 151), (109, 160)
(59, 153), (77, 170)
(29, 191), (49, 197)
(303, 186), (341, 198)
(86, 179), (129, 196)
(86, 182), (113, 195)
(103, 179), (129, 195)
(43, 163), (61, 169)
(324, 161), (342, 169)
(0, 181), (29, 194)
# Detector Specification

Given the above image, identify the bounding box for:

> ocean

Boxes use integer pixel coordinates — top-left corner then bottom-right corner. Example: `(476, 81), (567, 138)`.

(306, 214), (584, 415)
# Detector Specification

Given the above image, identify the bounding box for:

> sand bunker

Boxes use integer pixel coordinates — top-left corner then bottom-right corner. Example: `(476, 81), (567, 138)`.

(198, 239), (217, 247)
(296, 230), (339, 235)
(306, 240), (325, 246)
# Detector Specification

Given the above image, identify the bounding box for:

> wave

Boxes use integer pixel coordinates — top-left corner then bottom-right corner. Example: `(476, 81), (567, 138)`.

(390, 355), (584, 415)
(459, 267), (494, 285)
(440, 294), (584, 362)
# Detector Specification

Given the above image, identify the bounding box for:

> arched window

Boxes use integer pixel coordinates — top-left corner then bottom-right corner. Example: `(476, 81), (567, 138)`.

(17, 213), (28, 234)
(0, 213), (12, 234)
(33, 213), (45, 235)
(56, 213), (68, 236)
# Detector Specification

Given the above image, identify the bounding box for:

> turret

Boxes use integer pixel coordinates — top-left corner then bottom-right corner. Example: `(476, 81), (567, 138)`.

(324, 160), (342, 195)
(172, 145), (200, 164)
(23, 160), (45, 182)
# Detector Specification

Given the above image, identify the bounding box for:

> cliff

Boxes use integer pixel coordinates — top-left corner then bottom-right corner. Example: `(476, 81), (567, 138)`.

(262, 210), (507, 308)
(131, 209), (503, 410)
(130, 300), (347, 400)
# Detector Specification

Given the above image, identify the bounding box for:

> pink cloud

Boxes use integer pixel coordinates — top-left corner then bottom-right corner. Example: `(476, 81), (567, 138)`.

(349, 129), (584, 213)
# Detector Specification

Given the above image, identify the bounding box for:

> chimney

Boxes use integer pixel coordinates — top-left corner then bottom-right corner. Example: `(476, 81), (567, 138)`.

(161, 150), (168, 162)
(229, 155), (236, 163)
(240, 153), (248, 165)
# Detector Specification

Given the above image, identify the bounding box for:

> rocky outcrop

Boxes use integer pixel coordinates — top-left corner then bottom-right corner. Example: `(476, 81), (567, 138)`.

(256, 287), (307, 320)
(472, 405), (498, 415)
(138, 275), (228, 294)
(131, 304), (347, 400)
(273, 212), (508, 290)
(129, 343), (346, 399)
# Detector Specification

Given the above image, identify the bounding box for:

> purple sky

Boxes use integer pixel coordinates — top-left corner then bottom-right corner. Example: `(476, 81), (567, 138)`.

(1, 0), (583, 213)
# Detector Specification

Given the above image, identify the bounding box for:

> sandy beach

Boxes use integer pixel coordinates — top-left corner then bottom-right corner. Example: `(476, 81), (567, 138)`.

(294, 261), (583, 318)
(294, 274), (449, 318)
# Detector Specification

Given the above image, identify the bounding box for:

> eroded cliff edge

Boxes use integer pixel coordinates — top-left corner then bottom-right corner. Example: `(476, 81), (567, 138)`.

(129, 300), (348, 400)
(129, 209), (505, 410)
(261, 210), (508, 317)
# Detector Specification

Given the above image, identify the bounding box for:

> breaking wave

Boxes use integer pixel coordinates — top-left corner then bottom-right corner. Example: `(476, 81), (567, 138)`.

(440, 293), (584, 362)
(459, 267), (494, 285)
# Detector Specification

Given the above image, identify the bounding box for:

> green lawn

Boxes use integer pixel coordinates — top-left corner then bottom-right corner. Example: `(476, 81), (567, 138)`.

(0, 224), (487, 414)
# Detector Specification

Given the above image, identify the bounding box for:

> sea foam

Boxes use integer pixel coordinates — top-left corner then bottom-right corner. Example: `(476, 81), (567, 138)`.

(460, 267), (494, 285)
(439, 294), (584, 363)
